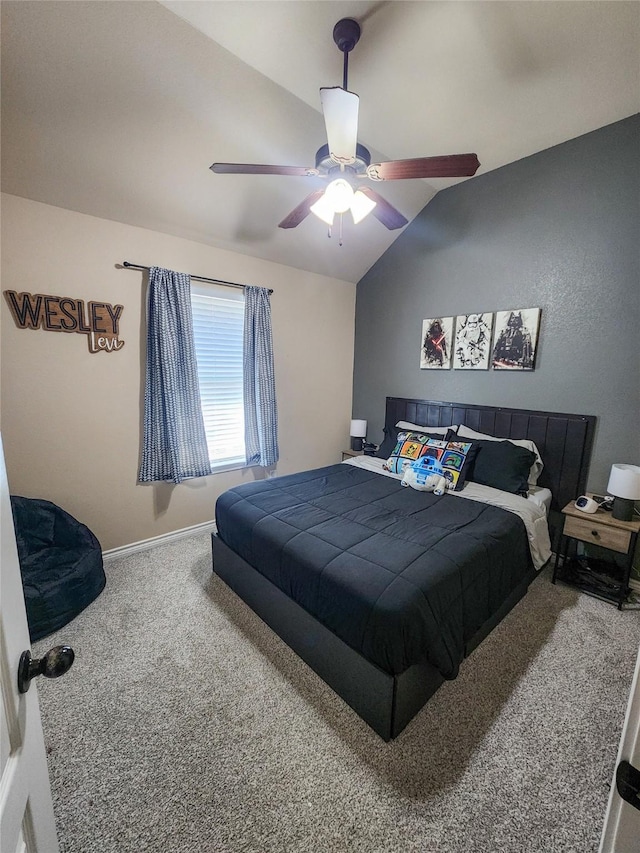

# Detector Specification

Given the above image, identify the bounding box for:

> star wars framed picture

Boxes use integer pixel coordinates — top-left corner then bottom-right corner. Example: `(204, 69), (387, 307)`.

(420, 317), (453, 369)
(491, 308), (541, 370)
(452, 313), (494, 370)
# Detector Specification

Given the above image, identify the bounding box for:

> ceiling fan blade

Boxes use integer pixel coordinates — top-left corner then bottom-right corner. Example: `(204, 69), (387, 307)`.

(366, 154), (480, 181)
(320, 87), (359, 166)
(358, 187), (408, 230)
(210, 163), (318, 177)
(278, 190), (326, 229)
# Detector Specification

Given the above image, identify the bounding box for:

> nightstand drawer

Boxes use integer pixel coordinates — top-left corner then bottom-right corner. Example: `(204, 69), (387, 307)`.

(563, 515), (631, 554)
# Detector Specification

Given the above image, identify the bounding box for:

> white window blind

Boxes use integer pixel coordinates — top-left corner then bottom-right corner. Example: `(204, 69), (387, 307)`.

(190, 283), (245, 469)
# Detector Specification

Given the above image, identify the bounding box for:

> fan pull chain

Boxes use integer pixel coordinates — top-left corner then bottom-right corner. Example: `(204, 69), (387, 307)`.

(326, 216), (345, 246)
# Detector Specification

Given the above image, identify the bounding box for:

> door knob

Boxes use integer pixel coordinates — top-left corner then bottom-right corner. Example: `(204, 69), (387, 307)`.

(17, 645), (75, 694)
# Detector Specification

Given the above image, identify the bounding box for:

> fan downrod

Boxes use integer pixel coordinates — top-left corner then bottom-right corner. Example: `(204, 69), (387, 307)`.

(333, 18), (361, 54)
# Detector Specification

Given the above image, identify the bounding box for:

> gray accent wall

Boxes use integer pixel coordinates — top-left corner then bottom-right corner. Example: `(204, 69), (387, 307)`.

(353, 115), (639, 493)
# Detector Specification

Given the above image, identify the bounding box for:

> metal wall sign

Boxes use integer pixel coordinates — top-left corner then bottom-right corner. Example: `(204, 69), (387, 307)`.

(3, 291), (124, 353)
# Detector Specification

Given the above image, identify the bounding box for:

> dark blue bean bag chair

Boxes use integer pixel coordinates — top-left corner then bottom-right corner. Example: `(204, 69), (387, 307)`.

(11, 496), (106, 641)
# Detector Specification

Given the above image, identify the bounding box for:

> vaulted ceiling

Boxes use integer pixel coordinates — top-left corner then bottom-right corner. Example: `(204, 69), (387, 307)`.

(2, 1), (638, 283)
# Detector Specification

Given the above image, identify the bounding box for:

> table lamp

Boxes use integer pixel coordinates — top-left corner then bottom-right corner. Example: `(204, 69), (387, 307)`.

(350, 419), (367, 452)
(607, 464), (640, 521)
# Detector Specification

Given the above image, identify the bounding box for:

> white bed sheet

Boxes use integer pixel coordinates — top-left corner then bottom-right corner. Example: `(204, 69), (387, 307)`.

(342, 455), (552, 570)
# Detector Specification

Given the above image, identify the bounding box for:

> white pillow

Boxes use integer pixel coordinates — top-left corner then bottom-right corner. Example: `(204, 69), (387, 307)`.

(455, 424), (543, 485)
(395, 421), (458, 436)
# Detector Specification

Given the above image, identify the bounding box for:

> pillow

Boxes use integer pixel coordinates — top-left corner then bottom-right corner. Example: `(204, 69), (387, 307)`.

(374, 425), (455, 460)
(383, 432), (478, 491)
(455, 424), (543, 485)
(469, 440), (536, 496)
(401, 461), (448, 495)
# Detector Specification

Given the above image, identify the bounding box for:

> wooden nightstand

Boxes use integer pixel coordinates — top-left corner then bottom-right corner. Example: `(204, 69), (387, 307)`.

(341, 449), (364, 461)
(552, 496), (640, 609)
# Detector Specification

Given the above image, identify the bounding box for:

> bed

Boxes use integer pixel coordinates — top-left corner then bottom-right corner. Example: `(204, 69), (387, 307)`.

(212, 398), (596, 740)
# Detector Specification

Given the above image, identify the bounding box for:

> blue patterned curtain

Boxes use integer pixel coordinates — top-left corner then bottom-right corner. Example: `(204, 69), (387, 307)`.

(139, 267), (212, 484)
(243, 286), (279, 467)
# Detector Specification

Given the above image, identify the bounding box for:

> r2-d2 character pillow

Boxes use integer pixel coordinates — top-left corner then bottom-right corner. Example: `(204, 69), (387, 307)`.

(400, 456), (448, 495)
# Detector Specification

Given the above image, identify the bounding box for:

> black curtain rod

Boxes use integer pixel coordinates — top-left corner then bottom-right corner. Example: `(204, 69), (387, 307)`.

(121, 261), (273, 294)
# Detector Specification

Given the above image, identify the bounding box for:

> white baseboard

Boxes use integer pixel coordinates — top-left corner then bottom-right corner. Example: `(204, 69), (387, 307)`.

(102, 520), (216, 562)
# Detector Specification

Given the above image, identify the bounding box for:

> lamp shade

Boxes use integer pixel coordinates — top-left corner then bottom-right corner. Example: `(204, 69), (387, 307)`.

(309, 194), (335, 226)
(607, 464), (640, 520)
(350, 419), (367, 438)
(607, 464), (640, 499)
(324, 179), (354, 213)
(350, 190), (377, 224)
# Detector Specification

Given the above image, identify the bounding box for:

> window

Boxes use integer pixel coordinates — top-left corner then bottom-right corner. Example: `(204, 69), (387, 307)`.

(190, 283), (245, 470)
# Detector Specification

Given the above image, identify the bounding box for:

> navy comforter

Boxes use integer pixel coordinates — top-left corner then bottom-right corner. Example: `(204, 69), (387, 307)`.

(215, 464), (532, 679)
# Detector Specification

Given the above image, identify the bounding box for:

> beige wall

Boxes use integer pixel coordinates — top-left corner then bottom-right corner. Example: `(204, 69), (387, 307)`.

(1, 194), (356, 550)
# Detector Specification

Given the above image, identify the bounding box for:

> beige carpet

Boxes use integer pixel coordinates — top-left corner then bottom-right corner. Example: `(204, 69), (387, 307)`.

(34, 533), (640, 853)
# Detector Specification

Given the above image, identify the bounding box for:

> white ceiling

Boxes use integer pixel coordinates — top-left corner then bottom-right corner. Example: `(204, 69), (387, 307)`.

(2, 1), (638, 283)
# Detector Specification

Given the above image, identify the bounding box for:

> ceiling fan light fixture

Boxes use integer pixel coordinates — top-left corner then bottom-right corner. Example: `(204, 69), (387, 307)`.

(311, 181), (376, 228)
(350, 189), (377, 224)
(311, 178), (353, 224)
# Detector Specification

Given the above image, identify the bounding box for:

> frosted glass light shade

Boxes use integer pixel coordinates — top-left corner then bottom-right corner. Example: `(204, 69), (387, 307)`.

(309, 194), (335, 226)
(350, 190), (377, 224)
(350, 419), (367, 438)
(324, 178), (354, 213)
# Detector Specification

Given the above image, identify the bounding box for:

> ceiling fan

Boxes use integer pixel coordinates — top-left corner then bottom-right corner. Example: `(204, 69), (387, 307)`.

(210, 18), (480, 234)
